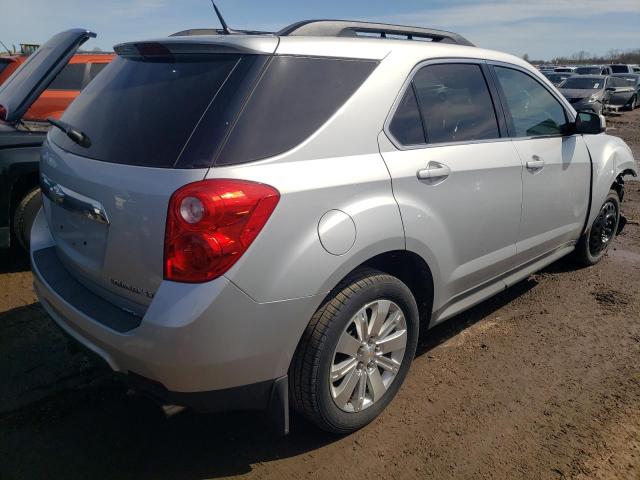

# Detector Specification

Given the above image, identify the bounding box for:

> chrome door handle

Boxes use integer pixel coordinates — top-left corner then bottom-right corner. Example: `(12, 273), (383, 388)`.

(417, 161), (451, 182)
(526, 156), (544, 171)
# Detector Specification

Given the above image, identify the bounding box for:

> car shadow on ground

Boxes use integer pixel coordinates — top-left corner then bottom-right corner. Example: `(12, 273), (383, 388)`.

(0, 266), (551, 479)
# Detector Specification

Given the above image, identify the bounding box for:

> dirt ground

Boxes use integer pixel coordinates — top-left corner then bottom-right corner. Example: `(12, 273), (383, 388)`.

(1, 109), (640, 480)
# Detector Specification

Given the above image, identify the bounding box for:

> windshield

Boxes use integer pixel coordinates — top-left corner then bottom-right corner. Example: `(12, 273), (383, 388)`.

(560, 77), (603, 89)
(546, 73), (571, 82)
(575, 67), (600, 74)
(615, 75), (638, 84)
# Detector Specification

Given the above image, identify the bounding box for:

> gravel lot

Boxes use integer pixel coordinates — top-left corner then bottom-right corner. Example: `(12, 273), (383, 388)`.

(1, 109), (639, 480)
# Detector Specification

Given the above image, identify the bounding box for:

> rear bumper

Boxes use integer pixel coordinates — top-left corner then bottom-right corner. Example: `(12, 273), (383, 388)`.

(30, 208), (321, 402)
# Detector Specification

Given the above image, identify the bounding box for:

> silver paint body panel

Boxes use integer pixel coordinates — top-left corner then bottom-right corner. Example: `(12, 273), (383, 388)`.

(32, 34), (637, 393)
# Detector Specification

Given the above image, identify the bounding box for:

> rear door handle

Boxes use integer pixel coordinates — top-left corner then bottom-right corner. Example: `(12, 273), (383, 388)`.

(417, 161), (451, 182)
(526, 156), (544, 171)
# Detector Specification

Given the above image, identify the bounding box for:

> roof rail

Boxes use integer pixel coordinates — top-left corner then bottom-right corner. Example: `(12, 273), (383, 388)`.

(277, 20), (474, 47)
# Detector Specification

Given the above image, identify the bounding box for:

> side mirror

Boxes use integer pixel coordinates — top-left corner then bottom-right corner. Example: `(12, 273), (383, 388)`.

(605, 86), (616, 92)
(575, 111), (605, 134)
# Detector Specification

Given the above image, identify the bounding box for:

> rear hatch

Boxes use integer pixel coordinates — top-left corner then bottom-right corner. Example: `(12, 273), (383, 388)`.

(40, 37), (277, 314)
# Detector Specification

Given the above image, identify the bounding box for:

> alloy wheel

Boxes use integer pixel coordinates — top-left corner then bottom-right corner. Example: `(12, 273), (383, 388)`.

(330, 300), (408, 412)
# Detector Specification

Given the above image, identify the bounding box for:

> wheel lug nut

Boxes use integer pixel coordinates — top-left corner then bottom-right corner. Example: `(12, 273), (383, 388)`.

(368, 361), (375, 369)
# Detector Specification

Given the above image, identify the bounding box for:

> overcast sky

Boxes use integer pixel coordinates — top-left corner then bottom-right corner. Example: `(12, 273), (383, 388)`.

(1, 0), (638, 59)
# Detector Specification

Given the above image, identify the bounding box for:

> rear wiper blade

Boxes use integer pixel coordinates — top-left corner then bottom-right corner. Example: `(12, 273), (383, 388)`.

(46, 117), (91, 148)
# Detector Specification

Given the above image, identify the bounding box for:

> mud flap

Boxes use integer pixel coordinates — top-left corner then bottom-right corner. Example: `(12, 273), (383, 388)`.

(267, 375), (289, 435)
(618, 215), (627, 235)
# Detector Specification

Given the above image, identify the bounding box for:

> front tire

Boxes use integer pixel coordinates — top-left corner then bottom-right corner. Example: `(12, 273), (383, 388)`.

(13, 187), (42, 252)
(290, 269), (419, 434)
(574, 189), (620, 266)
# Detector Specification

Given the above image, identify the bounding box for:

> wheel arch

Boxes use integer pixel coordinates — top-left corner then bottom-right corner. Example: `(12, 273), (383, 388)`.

(314, 250), (435, 330)
(583, 134), (637, 228)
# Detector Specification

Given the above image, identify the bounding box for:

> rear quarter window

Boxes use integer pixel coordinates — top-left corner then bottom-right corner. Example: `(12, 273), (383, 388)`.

(48, 63), (85, 90)
(87, 62), (108, 83)
(215, 56), (378, 166)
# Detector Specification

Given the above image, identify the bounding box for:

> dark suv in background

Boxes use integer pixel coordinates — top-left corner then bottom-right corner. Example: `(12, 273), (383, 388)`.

(0, 29), (95, 251)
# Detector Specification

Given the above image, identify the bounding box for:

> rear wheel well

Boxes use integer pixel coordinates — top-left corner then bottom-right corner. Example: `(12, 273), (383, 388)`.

(357, 250), (434, 327)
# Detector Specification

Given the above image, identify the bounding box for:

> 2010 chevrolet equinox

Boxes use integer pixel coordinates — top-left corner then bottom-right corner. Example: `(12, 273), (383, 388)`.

(28, 20), (637, 434)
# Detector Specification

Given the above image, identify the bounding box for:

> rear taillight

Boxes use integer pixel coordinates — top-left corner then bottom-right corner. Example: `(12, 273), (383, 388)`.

(164, 179), (280, 283)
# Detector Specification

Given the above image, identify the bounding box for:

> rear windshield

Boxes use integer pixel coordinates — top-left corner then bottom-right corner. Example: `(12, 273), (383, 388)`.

(560, 77), (603, 89)
(610, 65), (628, 73)
(51, 54), (244, 168)
(576, 67), (601, 74)
(52, 52), (377, 169)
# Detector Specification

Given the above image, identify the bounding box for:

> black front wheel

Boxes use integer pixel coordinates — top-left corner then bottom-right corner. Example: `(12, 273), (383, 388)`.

(574, 189), (620, 266)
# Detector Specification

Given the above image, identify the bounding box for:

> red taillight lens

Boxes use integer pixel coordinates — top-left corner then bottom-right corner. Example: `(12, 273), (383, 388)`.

(164, 179), (280, 283)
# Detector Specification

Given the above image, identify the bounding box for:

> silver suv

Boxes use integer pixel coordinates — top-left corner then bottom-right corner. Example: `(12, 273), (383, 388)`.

(31, 21), (637, 434)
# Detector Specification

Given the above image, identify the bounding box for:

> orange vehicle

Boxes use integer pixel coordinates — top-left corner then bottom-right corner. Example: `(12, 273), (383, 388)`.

(0, 55), (26, 86)
(23, 53), (114, 121)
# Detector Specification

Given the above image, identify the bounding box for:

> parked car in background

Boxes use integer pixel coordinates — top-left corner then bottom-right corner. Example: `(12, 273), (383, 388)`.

(0, 29), (96, 251)
(633, 66), (640, 73)
(23, 53), (113, 121)
(543, 71), (574, 86)
(31, 19), (637, 435)
(609, 64), (635, 74)
(554, 66), (577, 73)
(0, 55), (26, 85)
(575, 65), (612, 75)
(612, 73), (640, 109)
(559, 75), (636, 113)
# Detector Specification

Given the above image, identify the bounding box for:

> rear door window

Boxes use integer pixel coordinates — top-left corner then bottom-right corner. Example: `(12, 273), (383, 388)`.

(494, 66), (568, 137)
(48, 63), (85, 90)
(411, 63), (500, 144)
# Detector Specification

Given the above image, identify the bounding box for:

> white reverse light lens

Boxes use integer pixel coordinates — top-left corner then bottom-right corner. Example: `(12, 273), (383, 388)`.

(179, 196), (205, 224)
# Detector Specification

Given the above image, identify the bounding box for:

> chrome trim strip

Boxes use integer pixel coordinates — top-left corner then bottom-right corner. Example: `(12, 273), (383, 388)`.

(40, 173), (110, 225)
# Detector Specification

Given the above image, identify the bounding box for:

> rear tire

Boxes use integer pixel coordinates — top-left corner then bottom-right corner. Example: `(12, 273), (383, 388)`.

(290, 269), (419, 434)
(574, 189), (620, 266)
(13, 187), (42, 252)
